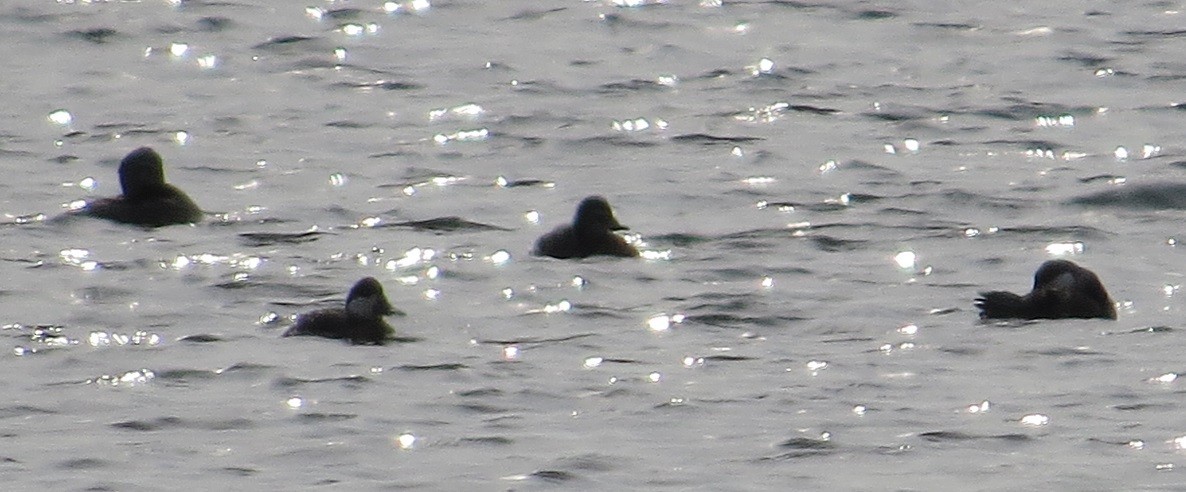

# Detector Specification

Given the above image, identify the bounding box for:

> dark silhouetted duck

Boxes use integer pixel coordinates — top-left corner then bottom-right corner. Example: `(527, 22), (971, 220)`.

(532, 196), (639, 259)
(975, 259), (1116, 320)
(76, 147), (203, 227)
(282, 277), (400, 344)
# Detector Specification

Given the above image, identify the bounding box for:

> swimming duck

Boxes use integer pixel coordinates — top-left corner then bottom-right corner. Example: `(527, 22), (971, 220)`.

(76, 147), (203, 227)
(532, 196), (639, 259)
(282, 277), (400, 344)
(975, 259), (1116, 320)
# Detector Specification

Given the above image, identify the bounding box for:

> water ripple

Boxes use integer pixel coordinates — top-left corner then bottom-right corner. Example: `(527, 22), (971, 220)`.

(0, 405), (56, 419)
(273, 375), (372, 389)
(918, 431), (1032, 443)
(111, 416), (254, 431)
(395, 363), (468, 371)
(373, 217), (511, 233)
(294, 413), (357, 422)
(671, 133), (764, 145)
(64, 28), (119, 44)
(1070, 183), (1186, 210)
(238, 231), (328, 247)
(252, 35), (319, 51)
(329, 80), (423, 91)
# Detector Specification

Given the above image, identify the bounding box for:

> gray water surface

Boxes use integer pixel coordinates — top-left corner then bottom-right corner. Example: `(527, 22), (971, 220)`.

(4, 0), (1186, 490)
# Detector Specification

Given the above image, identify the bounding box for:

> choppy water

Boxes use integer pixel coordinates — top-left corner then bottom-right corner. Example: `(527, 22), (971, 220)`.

(4, 0), (1186, 489)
